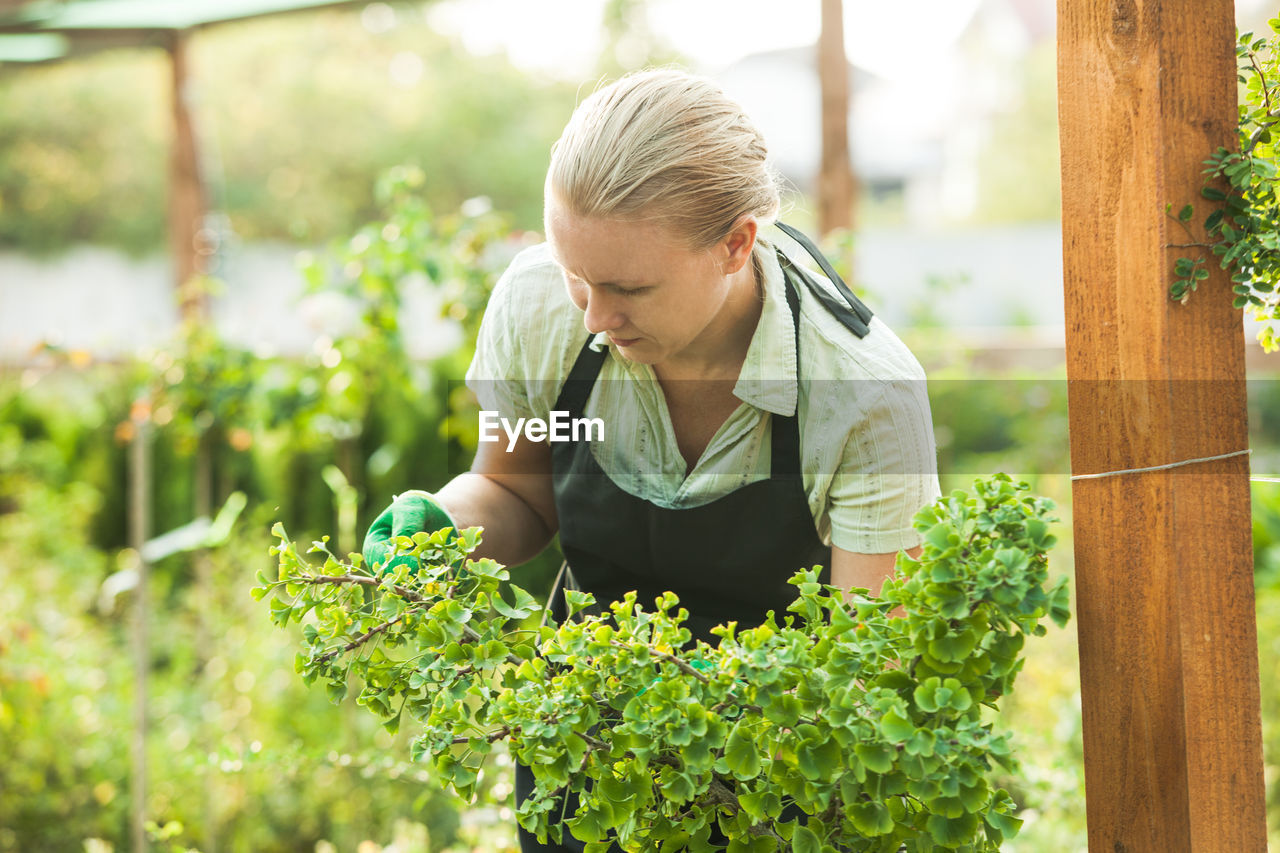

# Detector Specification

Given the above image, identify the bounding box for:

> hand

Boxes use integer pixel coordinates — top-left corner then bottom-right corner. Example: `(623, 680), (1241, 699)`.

(362, 490), (457, 574)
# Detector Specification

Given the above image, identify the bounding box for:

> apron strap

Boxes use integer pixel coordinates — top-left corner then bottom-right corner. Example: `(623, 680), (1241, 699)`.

(774, 221), (874, 338)
(770, 272), (803, 478)
(553, 337), (608, 417)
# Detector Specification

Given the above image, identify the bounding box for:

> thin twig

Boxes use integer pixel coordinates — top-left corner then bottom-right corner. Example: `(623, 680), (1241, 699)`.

(1250, 50), (1274, 121)
(450, 726), (511, 746)
(317, 603), (427, 663)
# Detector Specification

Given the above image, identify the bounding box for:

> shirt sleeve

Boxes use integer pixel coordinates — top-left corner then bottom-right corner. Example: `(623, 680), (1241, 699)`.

(826, 377), (941, 554)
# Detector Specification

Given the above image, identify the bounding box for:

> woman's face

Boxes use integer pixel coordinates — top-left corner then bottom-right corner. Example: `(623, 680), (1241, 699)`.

(544, 195), (755, 370)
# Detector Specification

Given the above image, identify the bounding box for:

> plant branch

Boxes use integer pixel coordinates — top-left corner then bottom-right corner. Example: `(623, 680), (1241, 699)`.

(300, 571), (427, 602)
(608, 639), (711, 684)
(317, 604), (426, 663)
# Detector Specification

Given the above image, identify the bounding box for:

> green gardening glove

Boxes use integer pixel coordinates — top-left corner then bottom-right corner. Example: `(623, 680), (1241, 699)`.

(362, 490), (458, 575)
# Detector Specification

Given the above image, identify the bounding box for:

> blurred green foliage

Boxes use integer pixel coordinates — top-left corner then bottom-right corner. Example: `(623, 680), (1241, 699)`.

(0, 7), (578, 255)
(1248, 481), (1280, 844)
(0, 415), (477, 851)
(0, 172), (529, 850)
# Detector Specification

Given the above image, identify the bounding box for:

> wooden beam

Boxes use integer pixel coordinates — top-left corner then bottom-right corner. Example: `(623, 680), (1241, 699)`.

(817, 0), (853, 236)
(1058, 0), (1267, 849)
(166, 29), (207, 323)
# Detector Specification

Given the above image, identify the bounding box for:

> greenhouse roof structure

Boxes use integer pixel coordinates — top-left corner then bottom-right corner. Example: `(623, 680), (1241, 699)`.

(0, 0), (368, 63)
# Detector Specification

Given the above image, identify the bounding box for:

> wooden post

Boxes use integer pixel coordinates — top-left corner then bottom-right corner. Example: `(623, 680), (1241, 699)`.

(1058, 0), (1267, 849)
(167, 28), (207, 323)
(194, 432), (219, 853)
(128, 399), (153, 853)
(817, 0), (854, 236)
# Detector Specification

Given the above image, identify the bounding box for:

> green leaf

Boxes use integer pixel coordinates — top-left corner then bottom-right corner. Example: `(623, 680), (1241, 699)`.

(879, 709), (915, 743)
(658, 765), (697, 803)
(847, 801), (894, 836)
(763, 693), (803, 727)
(489, 591), (518, 619)
(791, 825), (822, 853)
(565, 807), (606, 843)
(738, 789), (782, 823)
(1178, 203), (1194, 222)
(724, 721), (762, 780)
(928, 630), (978, 663)
(797, 736), (841, 781)
(927, 811), (980, 846)
(984, 808), (1024, 840)
(854, 743), (894, 774)
(1048, 576), (1072, 628)
(563, 588), (596, 618)
(906, 727), (937, 757)
(923, 523), (955, 551)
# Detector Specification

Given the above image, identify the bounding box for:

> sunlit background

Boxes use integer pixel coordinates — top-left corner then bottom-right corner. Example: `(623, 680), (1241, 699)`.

(2, 1), (1280, 851)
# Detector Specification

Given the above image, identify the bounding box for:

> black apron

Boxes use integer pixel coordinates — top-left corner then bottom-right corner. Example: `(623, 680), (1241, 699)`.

(514, 225), (873, 853)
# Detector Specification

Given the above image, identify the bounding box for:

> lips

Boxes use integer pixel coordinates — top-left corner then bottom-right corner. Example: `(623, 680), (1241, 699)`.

(609, 336), (640, 347)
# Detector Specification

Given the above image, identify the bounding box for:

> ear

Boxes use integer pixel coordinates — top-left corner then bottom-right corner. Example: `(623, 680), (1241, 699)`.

(720, 216), (758, 275)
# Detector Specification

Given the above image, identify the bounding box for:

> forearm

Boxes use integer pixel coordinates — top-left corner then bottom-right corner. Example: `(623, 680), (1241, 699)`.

(435, 472), (555, 567)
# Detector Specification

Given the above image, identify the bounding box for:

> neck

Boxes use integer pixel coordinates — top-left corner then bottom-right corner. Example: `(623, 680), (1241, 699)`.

(656, 255), (762, 381)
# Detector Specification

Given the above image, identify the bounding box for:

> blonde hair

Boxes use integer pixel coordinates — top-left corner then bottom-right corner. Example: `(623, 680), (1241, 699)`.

(547, 69), (782, 249)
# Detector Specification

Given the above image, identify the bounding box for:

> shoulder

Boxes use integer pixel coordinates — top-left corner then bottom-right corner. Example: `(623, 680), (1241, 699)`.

(467, 242), (590, 412)
(778, 248), (934, 451)
(774, 246), (926, 387)
(487, 242), (573, 324)
(483, 242), (590, 360)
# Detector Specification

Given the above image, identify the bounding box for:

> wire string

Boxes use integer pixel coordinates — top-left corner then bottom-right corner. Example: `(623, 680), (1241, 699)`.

(1070, 449), (1252, 481)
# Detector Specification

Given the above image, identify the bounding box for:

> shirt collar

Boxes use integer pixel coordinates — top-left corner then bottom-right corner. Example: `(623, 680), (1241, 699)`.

(587, 235), (801, 404)
(733, 235), (799, 416)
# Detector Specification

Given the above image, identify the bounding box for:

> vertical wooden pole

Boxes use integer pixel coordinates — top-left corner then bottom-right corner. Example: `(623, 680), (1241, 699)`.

(818, 0), (854, 236)
(128, 399), (153, 853)
(1058, 0), (1267, 849)
(167, 29), (207, 323)
(194, 433), (219, 853)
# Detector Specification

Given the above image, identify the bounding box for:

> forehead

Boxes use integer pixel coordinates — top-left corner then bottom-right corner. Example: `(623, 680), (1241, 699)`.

(544, 198), (701, 284)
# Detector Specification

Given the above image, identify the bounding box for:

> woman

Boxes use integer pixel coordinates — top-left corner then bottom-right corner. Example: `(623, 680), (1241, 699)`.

(363, 68), (940, 852)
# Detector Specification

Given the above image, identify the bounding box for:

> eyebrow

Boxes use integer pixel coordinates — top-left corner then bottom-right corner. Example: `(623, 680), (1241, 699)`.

(546, 245), (646, 288)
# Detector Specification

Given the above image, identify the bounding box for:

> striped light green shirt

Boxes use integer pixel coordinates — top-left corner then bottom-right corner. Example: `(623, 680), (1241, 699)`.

(464, 233), (941, 553)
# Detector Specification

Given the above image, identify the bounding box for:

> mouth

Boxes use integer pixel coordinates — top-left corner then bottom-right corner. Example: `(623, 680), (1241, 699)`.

(609, 336), (640, 347)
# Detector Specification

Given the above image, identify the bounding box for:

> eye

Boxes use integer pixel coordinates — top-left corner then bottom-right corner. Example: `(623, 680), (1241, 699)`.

(564, 271), (650, 297)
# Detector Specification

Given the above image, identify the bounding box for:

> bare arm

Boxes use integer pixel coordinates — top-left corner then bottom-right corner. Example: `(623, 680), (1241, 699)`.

(434, 435), (558, 567)
(831, 544), (922, 617)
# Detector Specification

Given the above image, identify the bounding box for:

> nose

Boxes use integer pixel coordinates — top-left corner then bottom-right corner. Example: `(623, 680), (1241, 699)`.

(579, 287), (625, 335)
